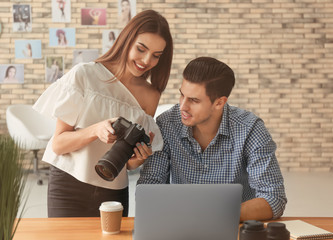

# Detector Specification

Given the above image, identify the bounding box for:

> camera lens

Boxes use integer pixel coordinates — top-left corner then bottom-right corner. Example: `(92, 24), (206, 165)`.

(95, 140), (134, 181)
(239, 220), (267, 240)
(95, 160), (118, 181)
(95, 117), (151, 182)
(267, 222), (290, 240)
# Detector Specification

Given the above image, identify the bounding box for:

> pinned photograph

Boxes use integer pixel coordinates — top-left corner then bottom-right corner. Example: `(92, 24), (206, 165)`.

(118, 0), (136, 28)
(52, 0), (71, 23)
(15, 40), (42, 59)
(72, 49), (99, 66)
(49, 28), (75, 47)
(81, 8), (106, 26)
(45, 56), (64, 83)
(102, 29), (119, 54)
(13, 4), (32, 32)
(0, 64), (24, 84)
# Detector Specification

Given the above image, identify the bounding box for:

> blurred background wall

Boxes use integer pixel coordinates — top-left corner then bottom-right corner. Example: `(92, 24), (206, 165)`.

(0, 0), (332, 172)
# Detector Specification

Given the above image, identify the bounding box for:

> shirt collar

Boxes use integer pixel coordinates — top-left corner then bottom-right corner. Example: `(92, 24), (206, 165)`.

(179, 103), (230, 139)
(219, 103), (230, 137)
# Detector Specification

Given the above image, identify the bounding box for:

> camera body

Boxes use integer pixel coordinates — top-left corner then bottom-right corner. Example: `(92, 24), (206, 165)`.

(95, 117), (150, 181)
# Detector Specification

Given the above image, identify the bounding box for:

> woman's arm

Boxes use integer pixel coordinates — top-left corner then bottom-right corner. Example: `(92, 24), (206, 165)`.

(52, 118), (117, 155)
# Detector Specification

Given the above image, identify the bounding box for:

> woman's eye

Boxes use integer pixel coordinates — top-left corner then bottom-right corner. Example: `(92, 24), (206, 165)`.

(153, 55), (161, 59)
(137, 47), (144, 53)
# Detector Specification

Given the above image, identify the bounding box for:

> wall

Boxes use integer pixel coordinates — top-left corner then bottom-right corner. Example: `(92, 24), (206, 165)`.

(0, 0), (332, 172)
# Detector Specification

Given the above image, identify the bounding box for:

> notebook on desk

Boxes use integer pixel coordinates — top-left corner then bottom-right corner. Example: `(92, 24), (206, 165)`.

(133, 184), (243, 240)
(279, 220), (333, 240)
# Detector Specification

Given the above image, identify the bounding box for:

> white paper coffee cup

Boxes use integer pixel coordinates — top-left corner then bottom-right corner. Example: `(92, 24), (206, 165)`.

(99, 201), (123, 234)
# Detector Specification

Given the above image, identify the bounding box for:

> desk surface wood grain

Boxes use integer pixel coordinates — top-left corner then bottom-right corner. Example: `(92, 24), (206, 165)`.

(13, 217), (333, 240)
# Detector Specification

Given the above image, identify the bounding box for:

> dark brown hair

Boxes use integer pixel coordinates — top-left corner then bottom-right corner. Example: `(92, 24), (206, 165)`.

(5, 66), (16, 78)
(183, 57), (235, 102)
(96, 10), (173, 93)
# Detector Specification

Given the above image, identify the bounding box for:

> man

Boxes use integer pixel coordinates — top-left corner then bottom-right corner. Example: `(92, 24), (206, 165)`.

(138, 57), (287, 221)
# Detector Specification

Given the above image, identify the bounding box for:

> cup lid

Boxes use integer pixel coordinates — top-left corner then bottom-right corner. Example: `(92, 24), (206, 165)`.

(99, 201), (123, 212)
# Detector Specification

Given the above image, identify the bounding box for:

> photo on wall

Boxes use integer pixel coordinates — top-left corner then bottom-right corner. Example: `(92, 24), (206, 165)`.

(45, 56), (64, 83)
(12, 4), (32, 32)
(118, 0), (136, 28)
(49, 28), (75, 47)
(102, 29), (119, 54)
(72, 49), (99, 66)
(15, 40), (42, 59)
(0, 64), (24, 84)
(81, 8), (106, 26)
(52, 0), (71, 23)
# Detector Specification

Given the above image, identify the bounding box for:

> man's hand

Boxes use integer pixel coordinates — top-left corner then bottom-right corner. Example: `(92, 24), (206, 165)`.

(240, 198), (273, 222)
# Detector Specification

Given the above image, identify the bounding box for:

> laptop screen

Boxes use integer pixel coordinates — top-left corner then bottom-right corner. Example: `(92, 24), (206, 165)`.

(133, 184), (243, 240)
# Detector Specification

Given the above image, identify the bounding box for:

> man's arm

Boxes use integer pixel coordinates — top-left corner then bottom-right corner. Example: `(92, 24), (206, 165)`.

(137, 139), (171, 184)
(245, 119), (287, 220)
(240, 198), (273, 222)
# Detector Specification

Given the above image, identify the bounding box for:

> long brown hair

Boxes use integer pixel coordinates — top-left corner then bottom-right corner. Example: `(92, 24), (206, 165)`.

(96, 9), (173, 93)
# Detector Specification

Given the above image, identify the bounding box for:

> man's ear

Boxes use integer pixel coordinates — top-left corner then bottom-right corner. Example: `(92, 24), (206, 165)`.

(214, 96), (228, 110)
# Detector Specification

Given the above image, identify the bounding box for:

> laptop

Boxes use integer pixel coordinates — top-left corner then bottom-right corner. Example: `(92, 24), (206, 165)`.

(133, 184), (243, 240)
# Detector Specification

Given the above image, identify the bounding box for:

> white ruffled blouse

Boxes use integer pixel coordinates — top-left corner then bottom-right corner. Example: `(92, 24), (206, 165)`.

(33, 62), (163, 189)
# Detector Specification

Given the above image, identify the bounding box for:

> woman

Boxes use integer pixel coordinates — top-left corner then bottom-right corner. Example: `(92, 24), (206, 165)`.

(118, 0), (131, 27)
(49, 59), (60, 82)
(56, 29), (67, 46)
(89, 8), (101, 25)
(3, 66), (19, 83)
(33, 9), (173, 217)
(57, 0), (66, 19)
(22, 43), (32, 58)
(105, 31), (116, 50)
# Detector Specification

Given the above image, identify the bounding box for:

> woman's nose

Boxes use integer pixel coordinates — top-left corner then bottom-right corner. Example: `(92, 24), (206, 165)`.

(142, 54), (151, 65)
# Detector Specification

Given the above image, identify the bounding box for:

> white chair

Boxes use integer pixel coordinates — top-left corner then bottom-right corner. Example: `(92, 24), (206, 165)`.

(6, 104), (56, 185)
(154, 104), (174, 120)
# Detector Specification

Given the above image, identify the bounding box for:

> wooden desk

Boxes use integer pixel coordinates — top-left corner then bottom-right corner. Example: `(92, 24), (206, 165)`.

(13, 217), (333, 240)
(13, 217), (133, 240)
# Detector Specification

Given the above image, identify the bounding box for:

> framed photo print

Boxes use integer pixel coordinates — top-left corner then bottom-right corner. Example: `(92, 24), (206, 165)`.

(13, 4), (32, 32)
(0, 64), (24, 84)
(45, 56), (64, 83)
(49, 28), (76, 47)
(118, 0), (136, 28)
(72, 49), (99, 66)
(15, 40), (42, 59)
(81, 8), (106, 26)
(52, 0), (71, 23)
(102, 29), (119, 54)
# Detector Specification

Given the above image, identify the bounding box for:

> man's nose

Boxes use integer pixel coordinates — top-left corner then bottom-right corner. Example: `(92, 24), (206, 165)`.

(179, 98), (189, 111)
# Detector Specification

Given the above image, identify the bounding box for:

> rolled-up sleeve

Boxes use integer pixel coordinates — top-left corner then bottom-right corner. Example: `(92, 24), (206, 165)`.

(245, 119), (287, 219)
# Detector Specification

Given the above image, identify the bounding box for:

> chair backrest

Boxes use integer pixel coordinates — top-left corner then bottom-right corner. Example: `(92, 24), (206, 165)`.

(154, 104), (174, 120)
(6, 104), (56, 150)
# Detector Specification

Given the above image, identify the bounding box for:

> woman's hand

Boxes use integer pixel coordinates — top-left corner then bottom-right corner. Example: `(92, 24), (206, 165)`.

(52, 118), (118, 155)
(127, 131), (155, 170)
(94, 118), (118, 144)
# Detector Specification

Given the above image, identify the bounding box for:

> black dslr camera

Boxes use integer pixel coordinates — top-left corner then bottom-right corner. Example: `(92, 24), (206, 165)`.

(95, 117), (150, 181)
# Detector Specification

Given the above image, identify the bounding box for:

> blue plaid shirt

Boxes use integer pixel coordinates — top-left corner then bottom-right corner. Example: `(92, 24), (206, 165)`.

(138, 103), (287, 218)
